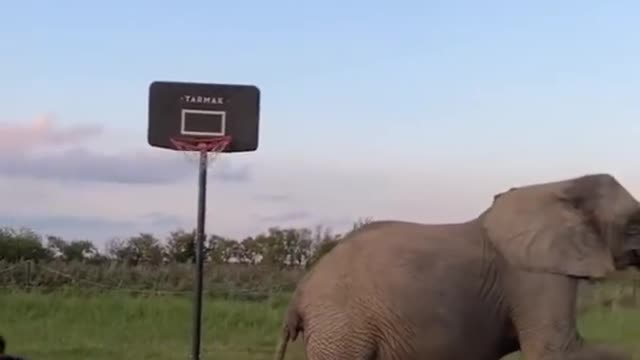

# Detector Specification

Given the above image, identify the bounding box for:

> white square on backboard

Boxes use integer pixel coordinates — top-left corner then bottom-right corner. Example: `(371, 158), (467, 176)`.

(180, 109), (227, 136)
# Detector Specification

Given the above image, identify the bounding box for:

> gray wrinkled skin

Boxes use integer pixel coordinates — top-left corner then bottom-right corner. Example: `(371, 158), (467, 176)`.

(273, 174), (640, 360)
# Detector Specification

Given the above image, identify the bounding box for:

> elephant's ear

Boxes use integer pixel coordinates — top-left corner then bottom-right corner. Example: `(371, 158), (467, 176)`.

(481, 174), (632, 278)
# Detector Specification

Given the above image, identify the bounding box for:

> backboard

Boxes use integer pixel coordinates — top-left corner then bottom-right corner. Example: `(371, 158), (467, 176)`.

(147, 81), (260, 152)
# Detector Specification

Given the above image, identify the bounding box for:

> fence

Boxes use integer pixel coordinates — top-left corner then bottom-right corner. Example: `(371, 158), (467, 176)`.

(0, 260), (302, 300)
(1, 260), (640, 308)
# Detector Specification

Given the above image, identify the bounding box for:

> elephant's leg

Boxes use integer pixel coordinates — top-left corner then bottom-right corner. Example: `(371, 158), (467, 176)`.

(303, 336), (377, 360)
(506, 271), (584, 358)
(302, 312), (378, 360)
(505, 272), (631, 360)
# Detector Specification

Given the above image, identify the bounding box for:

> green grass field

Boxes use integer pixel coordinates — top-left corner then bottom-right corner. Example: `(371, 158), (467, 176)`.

(1, 290), (639, 359)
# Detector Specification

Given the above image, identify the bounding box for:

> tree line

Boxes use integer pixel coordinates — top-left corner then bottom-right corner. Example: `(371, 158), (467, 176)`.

(0, 218), (374, 269)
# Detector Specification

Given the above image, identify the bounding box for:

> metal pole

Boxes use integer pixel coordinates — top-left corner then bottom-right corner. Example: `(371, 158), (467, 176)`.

(191, 149), (208, 360)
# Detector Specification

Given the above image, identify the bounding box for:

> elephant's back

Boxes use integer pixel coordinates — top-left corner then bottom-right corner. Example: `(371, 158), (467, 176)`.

(340, 220), (487, 265)
(300, 219), (487, 296)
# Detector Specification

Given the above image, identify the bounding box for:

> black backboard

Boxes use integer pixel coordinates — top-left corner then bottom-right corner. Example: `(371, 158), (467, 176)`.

(148, 81), (260, 152)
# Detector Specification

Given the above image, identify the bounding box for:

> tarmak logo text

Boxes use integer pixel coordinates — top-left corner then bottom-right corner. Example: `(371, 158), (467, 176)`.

(182, 95), (224, 105)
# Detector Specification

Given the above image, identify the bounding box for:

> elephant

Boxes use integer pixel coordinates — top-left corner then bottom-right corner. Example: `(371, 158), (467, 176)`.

(273, 173), (640, 360)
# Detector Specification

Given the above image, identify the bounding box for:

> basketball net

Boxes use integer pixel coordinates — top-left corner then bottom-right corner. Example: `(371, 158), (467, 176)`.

(169, 136), (232, 165)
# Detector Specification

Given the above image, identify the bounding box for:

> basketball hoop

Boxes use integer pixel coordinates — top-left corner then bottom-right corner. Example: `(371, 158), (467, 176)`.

(148, 81), (260, 360)
(169, 135), (232, 165)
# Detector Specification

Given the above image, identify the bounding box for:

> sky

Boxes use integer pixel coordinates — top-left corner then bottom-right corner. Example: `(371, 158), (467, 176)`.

(0, 0), (639, 249)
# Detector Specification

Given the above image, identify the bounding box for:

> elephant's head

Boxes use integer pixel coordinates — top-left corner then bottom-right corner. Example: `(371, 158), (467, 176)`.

(480, 173), (640, 278)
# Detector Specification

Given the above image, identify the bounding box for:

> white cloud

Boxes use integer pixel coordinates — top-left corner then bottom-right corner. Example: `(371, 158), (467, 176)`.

(0, 115), (252, 184)
(0, 114), (102, 153)
(0, 147), (251, 184)
(3, 114), (640, 248)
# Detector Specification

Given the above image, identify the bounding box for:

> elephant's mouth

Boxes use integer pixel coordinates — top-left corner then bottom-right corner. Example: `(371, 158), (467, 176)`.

(623, 250), (640, 269)
(630, 250), (640, 269)
(615, 250), (640, 269)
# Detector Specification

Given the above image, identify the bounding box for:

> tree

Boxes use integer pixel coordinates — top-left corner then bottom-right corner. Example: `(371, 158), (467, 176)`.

(0, 227), (51, 262)
(105, 238), (128, 262)
(238, 236), (261, 264)
(165, 229), (196, 263)
(107, 233), (165, 266)
(254, 228), (288, 267)
(46, 236), (97, 262)
(348, 217), (374, 234)
(249, 227), (314, 268)
(64, 240), (97, 262)
(0, 219), (378, 268)
(207, 235), (237, 264)
(306, 225), (343, 269)
(285, 228), (313, 267)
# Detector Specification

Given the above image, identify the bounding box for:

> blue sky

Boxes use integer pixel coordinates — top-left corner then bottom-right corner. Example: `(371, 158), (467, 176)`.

(0, 1), (639, 247)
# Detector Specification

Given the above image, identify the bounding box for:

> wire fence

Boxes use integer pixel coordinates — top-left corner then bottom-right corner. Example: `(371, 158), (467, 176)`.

(0, 260), (298, 300)
(1, 261), (639, 308)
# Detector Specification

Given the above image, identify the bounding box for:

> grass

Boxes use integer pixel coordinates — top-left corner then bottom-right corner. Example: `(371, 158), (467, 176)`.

(579, 307), (640, 354)
(0, 289), (638, 360)
(0, 289), (304, 360)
